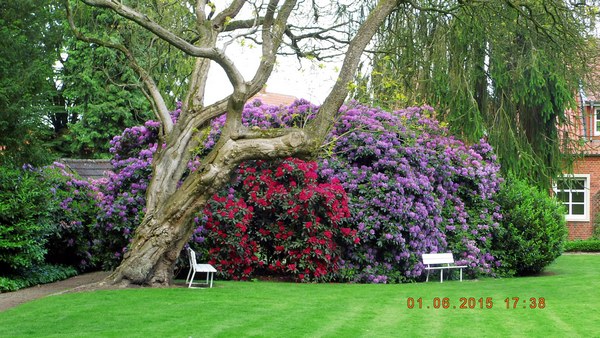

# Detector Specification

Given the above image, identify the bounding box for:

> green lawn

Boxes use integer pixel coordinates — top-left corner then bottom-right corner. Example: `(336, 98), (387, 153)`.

(1, 254), (598, 337)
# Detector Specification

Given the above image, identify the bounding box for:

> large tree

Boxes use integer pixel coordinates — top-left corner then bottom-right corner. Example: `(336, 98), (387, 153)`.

(353, 0), (598, 187)
(66, 0), (402, 286)
(0, 0), (64, 166)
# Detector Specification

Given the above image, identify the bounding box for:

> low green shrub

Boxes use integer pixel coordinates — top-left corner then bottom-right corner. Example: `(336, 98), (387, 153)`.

(0, 166), (53, 272)
(564, 240), (600, 252)
(492, 174), (568, 276)
(0, 264), (77, 292)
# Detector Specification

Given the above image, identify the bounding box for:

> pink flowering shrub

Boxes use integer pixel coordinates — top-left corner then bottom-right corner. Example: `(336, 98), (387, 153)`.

(193, 158), (356, 282)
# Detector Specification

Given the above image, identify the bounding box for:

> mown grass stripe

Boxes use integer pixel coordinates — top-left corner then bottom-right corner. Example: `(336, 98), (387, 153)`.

(0, 255), (598, 337)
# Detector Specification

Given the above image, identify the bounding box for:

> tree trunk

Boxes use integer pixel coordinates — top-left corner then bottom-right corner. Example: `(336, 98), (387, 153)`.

(106, 157), (228, 286)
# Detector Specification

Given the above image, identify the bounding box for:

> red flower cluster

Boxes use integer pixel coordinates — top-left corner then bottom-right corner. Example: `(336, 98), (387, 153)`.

(198, 158), (357, 282)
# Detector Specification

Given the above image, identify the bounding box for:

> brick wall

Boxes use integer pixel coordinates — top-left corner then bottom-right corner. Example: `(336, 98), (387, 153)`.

(568, 156), (600, 239)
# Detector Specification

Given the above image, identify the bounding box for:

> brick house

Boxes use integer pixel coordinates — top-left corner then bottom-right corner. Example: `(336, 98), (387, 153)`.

(556, 92), (600, 239)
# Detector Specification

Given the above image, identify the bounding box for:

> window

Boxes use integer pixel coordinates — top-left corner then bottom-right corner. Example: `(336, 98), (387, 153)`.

(595, 108), (600, 136)
(554, 174), (590, 222)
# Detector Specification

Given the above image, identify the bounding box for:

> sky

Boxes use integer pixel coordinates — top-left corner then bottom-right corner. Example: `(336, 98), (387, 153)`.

(203, 1), (350, 105)
(204, 43), (343, 105)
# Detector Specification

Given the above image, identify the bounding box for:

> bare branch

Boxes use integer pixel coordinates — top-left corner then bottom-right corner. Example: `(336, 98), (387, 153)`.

(283, 23), (350, 60)
(212, 0), (247, 30)
(224, 18), (264, 31)
(310, 0), (400, 141)
(78, 0), (246, 89)
(222, 3), (260, 52)
(248, 0), (297, 93)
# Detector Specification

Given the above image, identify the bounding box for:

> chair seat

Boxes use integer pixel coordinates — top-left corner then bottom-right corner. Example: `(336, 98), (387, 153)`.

(193, 264), (217, 273)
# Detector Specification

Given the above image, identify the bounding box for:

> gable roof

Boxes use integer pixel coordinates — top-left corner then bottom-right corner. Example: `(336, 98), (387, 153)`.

(249, 89), (297, 107)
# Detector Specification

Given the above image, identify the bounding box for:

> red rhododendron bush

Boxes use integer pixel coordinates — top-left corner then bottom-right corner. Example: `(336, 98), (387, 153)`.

(194, 158), (358, 282)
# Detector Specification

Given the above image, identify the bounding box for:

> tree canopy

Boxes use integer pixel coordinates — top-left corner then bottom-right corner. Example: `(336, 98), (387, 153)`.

(0, 0), (63, 166)
(353, 0), (599, 187)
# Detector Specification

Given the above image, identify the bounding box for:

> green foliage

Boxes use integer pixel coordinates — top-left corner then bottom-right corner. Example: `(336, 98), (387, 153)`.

(0, 166), (54, 271)
(0, 264), (77, 292)
(354, 0), (595, 188)
(52, 0), (197, 158)
(492, 174), (568, 276)
(56, 38), (153, 157)
(1, 0), (192, 160)
(0, 163), (98, 285)
(0, 0), (63, 166)
(564, 240), (600, 252)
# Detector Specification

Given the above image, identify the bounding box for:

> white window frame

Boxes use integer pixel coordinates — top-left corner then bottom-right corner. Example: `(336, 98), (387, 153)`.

(553, 174), (590, 222)
(594, 108), (600, 136)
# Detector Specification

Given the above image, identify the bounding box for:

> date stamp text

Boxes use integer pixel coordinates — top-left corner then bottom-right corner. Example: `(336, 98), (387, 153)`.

(406, 297), (546, 309)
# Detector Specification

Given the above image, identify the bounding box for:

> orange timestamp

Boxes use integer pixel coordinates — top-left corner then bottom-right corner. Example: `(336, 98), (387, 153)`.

(406, 297), (546, 309)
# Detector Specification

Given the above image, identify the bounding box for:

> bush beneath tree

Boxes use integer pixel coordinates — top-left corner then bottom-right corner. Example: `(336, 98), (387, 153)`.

(194, 158), (358, 282)
(492, 174), (567, 276)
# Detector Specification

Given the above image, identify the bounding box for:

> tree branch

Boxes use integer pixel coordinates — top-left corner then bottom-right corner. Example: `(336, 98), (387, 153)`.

(309, 0), (401, 141)
(212, 0), (247, 31)
(77, 0), (246, 90)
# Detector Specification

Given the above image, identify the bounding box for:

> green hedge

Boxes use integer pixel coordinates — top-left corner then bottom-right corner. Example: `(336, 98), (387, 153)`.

(492, 174), (567, 276)
(0, 264), (78, 292)
(564, 240), (600, 252)
(0, 166), (53, 272)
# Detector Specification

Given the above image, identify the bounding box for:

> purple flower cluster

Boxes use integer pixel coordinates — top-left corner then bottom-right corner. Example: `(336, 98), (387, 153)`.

(318, 102), (502, 282)
(41, 163), (102, 270)
(94, 120), (159, 269)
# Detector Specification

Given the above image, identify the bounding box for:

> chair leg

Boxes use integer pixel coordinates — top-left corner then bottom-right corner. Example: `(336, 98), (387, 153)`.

(440, 269), (444, 283)
(188, 271), (196, 288)
(460, 268), (463, 282)
(209, 272), (214, 288)
(186, 267), (192, 284)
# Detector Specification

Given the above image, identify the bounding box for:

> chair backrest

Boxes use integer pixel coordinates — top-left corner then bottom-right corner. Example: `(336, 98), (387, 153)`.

(422, 253), (454, 265)
(188, 247), (197, 266)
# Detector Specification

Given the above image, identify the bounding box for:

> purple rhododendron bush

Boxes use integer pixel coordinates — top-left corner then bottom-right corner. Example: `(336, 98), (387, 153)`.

(319, 103), (502, 282)
(46, 99), (503, 282)
(93, 119), (159, 269)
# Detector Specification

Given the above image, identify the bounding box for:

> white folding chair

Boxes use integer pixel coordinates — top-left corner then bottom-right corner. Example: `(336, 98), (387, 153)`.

(186, 247), (217, 288)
